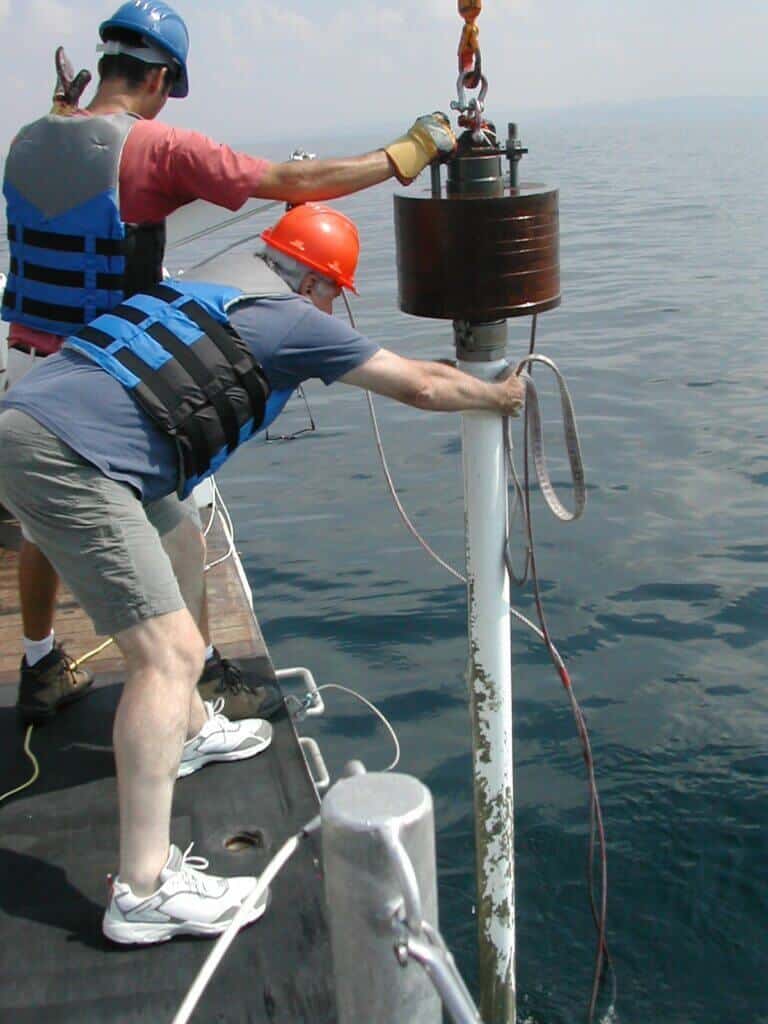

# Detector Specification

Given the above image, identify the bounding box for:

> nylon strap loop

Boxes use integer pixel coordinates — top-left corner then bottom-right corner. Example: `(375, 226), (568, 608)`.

(514, 355), (587, 523)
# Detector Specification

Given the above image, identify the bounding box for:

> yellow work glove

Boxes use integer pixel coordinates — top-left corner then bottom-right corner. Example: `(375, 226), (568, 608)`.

(385, 112), (457, 185)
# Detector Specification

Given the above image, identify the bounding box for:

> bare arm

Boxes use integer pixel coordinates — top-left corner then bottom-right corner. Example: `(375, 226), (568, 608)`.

(252, 113), (457, 201)
(254, 151), (394, 203)
(339, 349), (524, 416)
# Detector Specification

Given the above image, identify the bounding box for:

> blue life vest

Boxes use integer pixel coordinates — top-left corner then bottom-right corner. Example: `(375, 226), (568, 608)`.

(65, 273), (294, 498)
(3, 112), (165, 335)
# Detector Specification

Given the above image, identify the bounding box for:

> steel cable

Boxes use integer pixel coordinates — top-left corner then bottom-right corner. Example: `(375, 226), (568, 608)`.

(168, 200), (283, 251)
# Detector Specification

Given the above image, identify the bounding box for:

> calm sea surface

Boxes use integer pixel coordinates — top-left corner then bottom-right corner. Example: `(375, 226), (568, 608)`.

(3, 108), (767, 1023)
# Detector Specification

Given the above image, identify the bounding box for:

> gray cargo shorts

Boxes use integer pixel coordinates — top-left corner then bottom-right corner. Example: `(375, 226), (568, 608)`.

(0, 408), (201, 637)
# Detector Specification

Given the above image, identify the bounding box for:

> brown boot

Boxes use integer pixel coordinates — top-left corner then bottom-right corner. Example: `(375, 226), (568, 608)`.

(16, 644), (94, 725)
(197, 648), (283, 722)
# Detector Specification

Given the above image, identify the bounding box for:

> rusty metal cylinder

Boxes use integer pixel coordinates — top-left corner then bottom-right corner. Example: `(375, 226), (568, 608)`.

(395, 128), (559, 323)
(394, 184), (560, 322)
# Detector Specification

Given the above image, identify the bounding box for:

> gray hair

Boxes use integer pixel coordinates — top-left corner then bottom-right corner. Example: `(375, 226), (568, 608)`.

(263, 245), (337, 298)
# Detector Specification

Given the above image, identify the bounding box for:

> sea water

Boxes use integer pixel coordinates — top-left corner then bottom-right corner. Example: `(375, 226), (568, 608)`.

(3, 102), (767, 1023)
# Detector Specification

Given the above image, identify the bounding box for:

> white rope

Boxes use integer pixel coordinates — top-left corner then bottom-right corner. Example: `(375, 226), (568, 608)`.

(364, 389), (466, 584)
(204, 479), (237, 573)
(202, 480), (218, 538)
(341, 291), (465, 585)
(358, 357), (561, 648)
(170, 827), (312, 1024)
(170, 685), (399, 1022)
(318, 682), (401, 772)
(341, 294), (584, 658)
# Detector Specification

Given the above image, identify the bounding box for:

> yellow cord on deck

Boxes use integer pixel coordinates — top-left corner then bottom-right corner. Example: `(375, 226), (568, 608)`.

(71, 635), (115, 669)
(0, 636), (115, 806)
(0, 725), (40, 805)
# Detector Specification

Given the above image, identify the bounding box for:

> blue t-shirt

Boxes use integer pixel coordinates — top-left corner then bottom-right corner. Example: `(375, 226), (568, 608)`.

(1, 294), (378, 501)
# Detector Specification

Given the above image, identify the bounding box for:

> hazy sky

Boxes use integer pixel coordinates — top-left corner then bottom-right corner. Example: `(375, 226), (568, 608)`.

(1, 0), (766, 148)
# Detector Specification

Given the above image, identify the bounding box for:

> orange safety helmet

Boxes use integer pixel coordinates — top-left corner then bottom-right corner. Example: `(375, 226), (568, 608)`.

(261, 203), (360, 294)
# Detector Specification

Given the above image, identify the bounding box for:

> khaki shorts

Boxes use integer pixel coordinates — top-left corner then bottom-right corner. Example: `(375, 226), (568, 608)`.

(0, 408), (200, 636)
(4, 348), (57, 541)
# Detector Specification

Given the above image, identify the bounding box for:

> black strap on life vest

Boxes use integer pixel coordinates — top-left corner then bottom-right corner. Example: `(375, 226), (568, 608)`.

(72, 285), (270, 484)
(6, 223), (124, 254)
(122, 223), (167, 299)
(8, 254), (122, 291)
(4, 221), (165, 327)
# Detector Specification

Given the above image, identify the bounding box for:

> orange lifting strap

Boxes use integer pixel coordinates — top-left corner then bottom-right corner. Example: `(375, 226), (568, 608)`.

(458, 0), (482, 78)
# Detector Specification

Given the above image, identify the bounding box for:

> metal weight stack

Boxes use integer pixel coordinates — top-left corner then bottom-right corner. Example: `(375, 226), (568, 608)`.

(394, 125), (560, 351)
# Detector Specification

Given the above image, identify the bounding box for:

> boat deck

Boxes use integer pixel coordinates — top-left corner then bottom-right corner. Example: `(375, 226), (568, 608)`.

(0, 507), (336, 1023)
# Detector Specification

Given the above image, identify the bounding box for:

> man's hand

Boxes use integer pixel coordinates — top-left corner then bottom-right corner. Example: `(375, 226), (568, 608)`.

(495, 371), (525, 418)
(50, 46), (91, 114)
(385, 112), (458, 185)
(413, 112), (458, 162)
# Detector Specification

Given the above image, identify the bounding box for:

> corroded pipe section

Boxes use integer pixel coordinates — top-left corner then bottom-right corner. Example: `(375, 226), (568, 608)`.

(460, 360), (516, 1024)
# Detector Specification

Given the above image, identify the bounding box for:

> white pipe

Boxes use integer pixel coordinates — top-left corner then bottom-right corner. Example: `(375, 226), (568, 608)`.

(459, 357), (516, 1024)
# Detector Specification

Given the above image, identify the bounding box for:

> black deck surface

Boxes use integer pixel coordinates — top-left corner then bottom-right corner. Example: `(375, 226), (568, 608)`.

(0, 668), (336, 1023)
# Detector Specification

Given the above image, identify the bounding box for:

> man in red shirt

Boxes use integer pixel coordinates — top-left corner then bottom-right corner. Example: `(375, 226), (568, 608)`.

(3, 0), (456, 725)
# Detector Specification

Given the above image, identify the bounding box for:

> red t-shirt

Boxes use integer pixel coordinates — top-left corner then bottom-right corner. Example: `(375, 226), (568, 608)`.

(9, 114), (271, 354)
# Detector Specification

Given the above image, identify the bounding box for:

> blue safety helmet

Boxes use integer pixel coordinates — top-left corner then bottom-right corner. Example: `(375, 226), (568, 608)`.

(99, 1), (190, 98)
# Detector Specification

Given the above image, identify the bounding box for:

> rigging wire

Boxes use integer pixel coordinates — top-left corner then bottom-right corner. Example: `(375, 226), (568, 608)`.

(71, 636), (115, 667)
(182, 228), (270, 275)
(168, 200), (283, 251)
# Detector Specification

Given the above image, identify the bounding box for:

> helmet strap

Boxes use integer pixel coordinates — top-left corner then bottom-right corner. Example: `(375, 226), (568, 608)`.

(97, 40), (177, 68)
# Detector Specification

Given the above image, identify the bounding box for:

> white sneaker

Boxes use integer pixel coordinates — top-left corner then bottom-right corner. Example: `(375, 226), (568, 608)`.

(178, 698), (272, 778)
(102, 843), (269, 945)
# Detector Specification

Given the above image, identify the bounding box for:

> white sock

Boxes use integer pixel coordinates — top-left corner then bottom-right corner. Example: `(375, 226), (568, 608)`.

(24, 631), (55, 667)
(204, 645), (215, 662)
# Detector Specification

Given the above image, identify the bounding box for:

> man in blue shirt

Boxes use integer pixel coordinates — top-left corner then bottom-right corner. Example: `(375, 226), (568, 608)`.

(0, 204), (525, 945)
